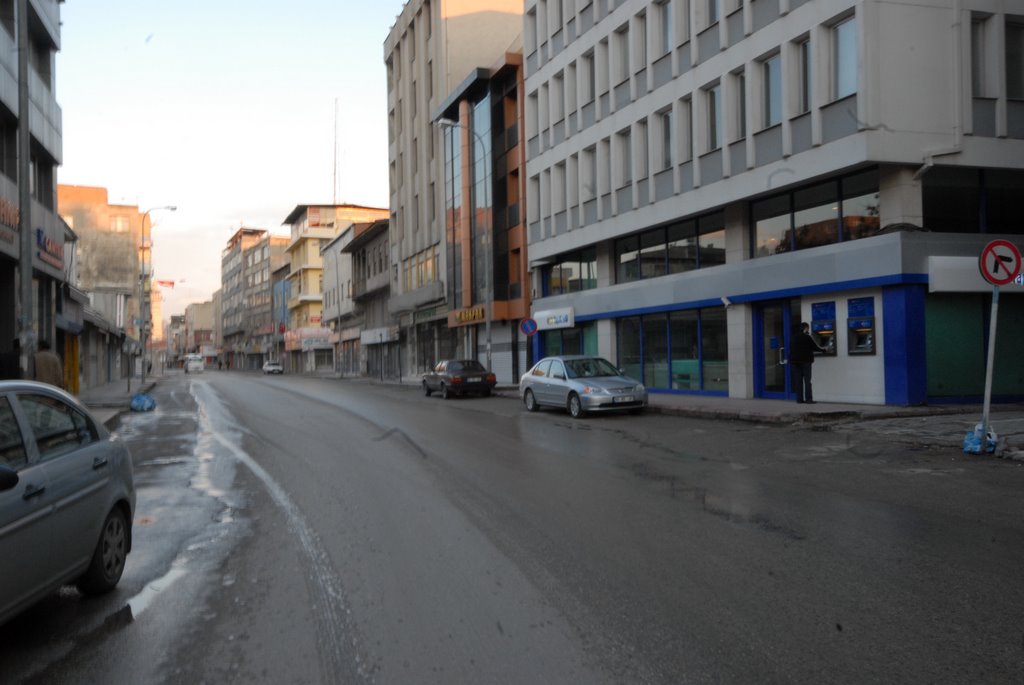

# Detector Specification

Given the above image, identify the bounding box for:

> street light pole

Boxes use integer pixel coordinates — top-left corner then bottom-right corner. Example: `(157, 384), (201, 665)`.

(139, 205), (176, 387)
(436, 116), (492, 372)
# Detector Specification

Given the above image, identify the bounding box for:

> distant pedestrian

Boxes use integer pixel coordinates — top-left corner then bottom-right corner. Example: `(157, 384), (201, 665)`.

(790, 322), (823, 404)
(33, 340), (64, 388)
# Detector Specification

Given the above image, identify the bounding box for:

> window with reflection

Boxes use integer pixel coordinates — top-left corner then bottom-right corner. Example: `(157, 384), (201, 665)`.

(667, 221), (697, 274)
(642, 315), (668, 387)
(544, 247), (599, 296)
(616, 234), (640, 282)
(618, 316), (642, 380)
(700, 308), (729, 392)
(793, 182), (838, 250)
(669, 310), (699, 390)
(640, 228), (668, 279)
(698, 213), (726, 267)
(616, 307), (729, 392)
(751, 169), (880, 257)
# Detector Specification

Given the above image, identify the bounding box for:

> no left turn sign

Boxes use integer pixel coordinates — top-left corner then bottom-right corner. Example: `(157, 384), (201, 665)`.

(979, 240), (1022, 286)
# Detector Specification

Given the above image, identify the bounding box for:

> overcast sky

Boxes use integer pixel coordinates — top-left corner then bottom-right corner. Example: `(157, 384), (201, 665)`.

(57, 0), (407, 317)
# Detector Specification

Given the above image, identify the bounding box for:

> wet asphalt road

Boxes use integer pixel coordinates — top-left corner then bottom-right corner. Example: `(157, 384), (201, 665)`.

(2, 371), (1023, 684)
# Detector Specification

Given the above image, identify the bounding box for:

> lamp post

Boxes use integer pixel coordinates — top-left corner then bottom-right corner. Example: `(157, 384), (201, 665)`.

(436, 116), (492, 372)
(139, 205), (176, 387)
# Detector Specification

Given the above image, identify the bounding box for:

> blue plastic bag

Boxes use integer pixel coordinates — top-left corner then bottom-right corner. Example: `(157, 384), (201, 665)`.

(130, 393), (156, 412)
(962, 424), (996, 454)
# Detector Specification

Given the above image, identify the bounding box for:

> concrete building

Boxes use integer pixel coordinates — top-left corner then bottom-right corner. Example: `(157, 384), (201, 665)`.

(323, 218), (397, 378)
(238, 232), (288, 370)
(282, 204), (388, 373)
(220, 227), (266, 369)
(384, 0), (524, 379)
(522, 0), (1024, 405)
(434, 51), (532, 383)
(185, 300), (216, 366)
(0, 0), (66, 377)
(270, 264), (290, 369)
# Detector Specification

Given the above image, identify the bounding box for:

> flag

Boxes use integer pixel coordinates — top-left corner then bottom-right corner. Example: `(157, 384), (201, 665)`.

(156, 279), (176, 288)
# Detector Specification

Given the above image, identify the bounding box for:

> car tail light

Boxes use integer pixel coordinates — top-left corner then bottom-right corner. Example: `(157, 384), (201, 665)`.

(451, 377), (462, 384)
(486, 374), (496, 383)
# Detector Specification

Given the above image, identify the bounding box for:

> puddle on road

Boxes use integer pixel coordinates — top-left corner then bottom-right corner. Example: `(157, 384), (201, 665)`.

(126, 566), (189, 618)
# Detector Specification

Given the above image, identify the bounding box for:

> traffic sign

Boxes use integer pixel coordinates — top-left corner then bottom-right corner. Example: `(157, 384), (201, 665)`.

(979, 240), (1022, 286)
(519, 318), (538, 337)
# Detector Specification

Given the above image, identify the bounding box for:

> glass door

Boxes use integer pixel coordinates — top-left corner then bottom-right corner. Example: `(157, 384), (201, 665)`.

(755, 300), (800, 399)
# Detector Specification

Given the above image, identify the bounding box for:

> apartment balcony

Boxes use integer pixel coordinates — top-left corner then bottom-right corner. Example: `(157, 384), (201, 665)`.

(352, 272), (390, 302)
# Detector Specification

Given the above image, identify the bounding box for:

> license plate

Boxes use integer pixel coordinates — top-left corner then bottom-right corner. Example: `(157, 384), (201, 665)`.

(467, 377), (481, 383)
(613, 395), (634, 403)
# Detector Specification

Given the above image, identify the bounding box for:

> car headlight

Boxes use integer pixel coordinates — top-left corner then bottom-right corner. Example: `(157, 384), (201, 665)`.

(581, 385), (609, 395)
(636, 384), (646, 393)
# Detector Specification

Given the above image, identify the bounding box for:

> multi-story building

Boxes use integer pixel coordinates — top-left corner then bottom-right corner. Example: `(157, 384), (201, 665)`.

(240, 232), (288, 370)
(323, 218), (397, 378)
(384, 0), (524, 379)
(167, 314), (186, 367)
(185, 300), (216, 365)
(0, 0), (65, 377)
(523, 0), (1024, 405)
(435, 51), (531, 382)
(282, 204), (388, 373)
(220, 227), (266, 368)
(270, 264), (290, 368)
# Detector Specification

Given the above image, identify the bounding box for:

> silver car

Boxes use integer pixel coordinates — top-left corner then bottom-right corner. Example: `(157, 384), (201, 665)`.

(0, 381), (136, 625)
(520, 355), (648, 418)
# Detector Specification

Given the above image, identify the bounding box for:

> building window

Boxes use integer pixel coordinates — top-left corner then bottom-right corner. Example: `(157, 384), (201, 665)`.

(637, 120), (649, 179)
(833, 17), (857, 100)
(705, 84), (722, 151)
(763, 53), (782, 127)
(615, 24), (630, 84)
(659, 108), (673, 170)
(735, 70), (746, 140)
(617, 128), (632, 187)
(581, 52), (596, 104)
(971, 18), (988, 97)
(657, 0), (673, 56)
(1007, 21), (1024, 99)
(635, 12), (647, 73)
(708, 0), (720, 25)
(543, 247), (597, 295)
(797, 38), (812, 114)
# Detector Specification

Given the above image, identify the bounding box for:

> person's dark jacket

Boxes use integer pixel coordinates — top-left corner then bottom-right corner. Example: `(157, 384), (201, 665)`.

(790, 332), (820, 364)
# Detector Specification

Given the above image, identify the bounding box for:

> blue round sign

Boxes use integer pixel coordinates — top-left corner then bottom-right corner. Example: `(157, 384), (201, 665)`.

(520, 318), (538, 337)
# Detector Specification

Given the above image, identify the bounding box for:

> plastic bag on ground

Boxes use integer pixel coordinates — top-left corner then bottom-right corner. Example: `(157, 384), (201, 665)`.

(962, 424), (997, 454)
(130, 393), (156, 412)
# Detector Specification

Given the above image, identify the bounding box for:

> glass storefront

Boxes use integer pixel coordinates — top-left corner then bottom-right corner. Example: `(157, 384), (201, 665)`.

(617, 307), (728, 392)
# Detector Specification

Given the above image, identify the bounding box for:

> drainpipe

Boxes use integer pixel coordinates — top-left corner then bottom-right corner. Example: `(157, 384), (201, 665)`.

(913, 0), (964, 181)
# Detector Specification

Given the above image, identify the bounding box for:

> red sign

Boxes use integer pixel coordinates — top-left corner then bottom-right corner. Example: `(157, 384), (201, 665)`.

(519, 318), (538, 336)
(979, 240), (1022, 286)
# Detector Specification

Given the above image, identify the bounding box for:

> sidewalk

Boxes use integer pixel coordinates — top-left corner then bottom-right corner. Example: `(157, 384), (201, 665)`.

(77, 370), (1024, 459)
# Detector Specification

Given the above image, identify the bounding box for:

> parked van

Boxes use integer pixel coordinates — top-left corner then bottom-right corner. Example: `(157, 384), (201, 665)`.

(185, 355), (204, 373)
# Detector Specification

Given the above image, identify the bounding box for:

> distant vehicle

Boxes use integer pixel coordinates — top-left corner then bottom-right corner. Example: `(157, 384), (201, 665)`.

(422, 359), (497, 399)
(0, 381), (136, 625)
(519, 355), (647, 418)
(262, 360), (283, 375)
(185, 355), (203, 373)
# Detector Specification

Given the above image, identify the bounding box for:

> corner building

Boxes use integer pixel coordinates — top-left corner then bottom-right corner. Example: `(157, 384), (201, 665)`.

(384, 0), (524, 380)
(524, 0), (1024, 405)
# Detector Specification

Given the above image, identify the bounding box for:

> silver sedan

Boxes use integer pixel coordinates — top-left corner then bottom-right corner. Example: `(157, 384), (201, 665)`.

(519, 356), (647, 418)
(0, 381), (136, 625)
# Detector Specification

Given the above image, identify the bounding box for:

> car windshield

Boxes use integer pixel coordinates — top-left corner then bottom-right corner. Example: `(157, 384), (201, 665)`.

(564, 358), (620, 379)
(452, 361), (485, 373)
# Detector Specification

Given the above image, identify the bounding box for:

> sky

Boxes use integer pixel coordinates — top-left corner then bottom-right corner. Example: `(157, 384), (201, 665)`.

(57, 0), (408, 317)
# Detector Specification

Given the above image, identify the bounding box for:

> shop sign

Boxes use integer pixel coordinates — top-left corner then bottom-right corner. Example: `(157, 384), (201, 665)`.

(455, 306), (485, 324)
(0, 197), (19, 230)
(534, 307), (575, 331)
(35, 228), (64, 269)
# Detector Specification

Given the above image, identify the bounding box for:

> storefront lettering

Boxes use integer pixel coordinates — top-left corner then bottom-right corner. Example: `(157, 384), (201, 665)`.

(546, 313), (571, 326)
(456, 306), (485, 323)
(35, 228), (64, 269)
(0, 197), (19, 229)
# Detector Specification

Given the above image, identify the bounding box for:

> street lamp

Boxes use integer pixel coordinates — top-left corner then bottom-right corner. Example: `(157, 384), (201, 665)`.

(139, 205), (176, 387)
(436, 116), (493, 372)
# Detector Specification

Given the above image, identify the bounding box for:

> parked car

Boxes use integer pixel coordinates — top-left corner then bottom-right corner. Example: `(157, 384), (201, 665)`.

(423, 359), (497, 399)
(519, 355), (648, 418)
(262, 360), (283, 375)
(0, 381), (136, 625)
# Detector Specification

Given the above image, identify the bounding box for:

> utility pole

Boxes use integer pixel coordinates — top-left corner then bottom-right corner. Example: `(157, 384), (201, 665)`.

(16, 0), (33, 376)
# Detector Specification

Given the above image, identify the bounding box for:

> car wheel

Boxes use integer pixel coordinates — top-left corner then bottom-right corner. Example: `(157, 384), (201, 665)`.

(423, 381), (432, 397)
(76, 507), (129, 596)
(441, 384), (451, 400)
(523, 389), (538, 412)
(567, 392), (585, 419)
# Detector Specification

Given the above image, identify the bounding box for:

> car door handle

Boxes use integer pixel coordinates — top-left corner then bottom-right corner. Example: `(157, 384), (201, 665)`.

(22, 484), (45, 500)
(92, 456), (109, 470)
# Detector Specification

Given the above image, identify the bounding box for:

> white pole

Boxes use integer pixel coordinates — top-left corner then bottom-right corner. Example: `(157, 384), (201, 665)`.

(979, 285), (999, 449)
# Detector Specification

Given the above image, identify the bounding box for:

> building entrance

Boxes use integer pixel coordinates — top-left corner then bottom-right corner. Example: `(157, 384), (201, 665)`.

(755, 300), (800, 400)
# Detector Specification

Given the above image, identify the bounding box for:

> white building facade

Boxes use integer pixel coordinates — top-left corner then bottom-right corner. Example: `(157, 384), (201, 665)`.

(523, 0), (1024, 405)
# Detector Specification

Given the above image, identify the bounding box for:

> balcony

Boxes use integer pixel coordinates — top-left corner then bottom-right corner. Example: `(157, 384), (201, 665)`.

(353, 272), (390, 301)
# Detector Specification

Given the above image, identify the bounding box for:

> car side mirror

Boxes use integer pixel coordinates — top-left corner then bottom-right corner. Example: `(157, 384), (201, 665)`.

(0, 464), (19, 492)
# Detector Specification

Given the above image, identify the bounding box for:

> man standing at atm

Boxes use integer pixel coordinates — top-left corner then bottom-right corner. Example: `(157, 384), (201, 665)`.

(790, 322), (823, 404)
